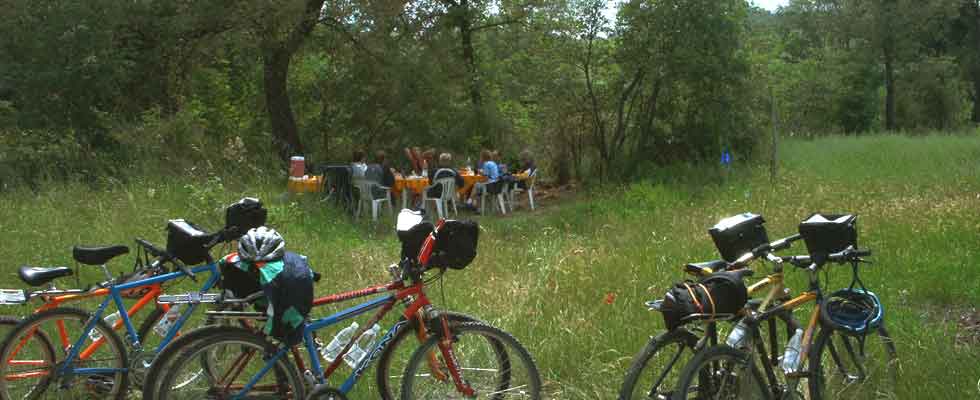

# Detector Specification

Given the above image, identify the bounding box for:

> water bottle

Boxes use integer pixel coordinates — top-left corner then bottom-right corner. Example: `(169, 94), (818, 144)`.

(89, 312), (121, 341)
(726, 319), (751, 349)
(152, 305), (182, 337)
(320, 322), (359, 363)
(344, 324), (381, 368)
(781, 329), (805, 374)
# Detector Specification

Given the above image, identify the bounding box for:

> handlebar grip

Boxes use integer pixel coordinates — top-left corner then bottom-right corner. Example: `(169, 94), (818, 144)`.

(135, 238), (170, 259)
(770, 234), (802, 252)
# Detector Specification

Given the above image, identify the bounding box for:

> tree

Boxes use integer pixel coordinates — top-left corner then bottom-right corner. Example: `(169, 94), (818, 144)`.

(252, 0), (327, 162)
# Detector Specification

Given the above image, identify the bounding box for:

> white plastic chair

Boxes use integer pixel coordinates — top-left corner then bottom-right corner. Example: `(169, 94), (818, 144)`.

(478, 181), (508, 215)
(353, 178), (393, 222)
(421, 177), (457, 220)
(507, 169), (537, 211)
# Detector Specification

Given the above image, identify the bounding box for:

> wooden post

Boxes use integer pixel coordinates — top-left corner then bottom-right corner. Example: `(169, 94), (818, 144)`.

(770, 86), (777, 185)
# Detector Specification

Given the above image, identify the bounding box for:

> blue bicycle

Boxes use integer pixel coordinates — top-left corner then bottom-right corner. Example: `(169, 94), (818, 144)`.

(0, 220), (231, 399)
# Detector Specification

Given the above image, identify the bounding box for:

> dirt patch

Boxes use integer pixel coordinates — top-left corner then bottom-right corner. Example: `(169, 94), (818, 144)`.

(922, 302), (980, 347)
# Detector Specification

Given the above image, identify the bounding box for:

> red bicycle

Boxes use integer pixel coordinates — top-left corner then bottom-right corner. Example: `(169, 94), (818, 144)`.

(143, 212), (542, 399)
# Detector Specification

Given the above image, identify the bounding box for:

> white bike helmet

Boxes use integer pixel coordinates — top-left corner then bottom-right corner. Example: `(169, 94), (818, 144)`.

(238, 227), (286, 262)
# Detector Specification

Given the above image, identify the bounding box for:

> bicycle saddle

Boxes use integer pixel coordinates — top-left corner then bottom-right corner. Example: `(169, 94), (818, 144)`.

(72, 245), (129, 266)
(18, 266), (73, 287)
(684, 260), (728, 276)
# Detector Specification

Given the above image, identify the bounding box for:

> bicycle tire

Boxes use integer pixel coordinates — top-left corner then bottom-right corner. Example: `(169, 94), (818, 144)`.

(399, 321), (541, 399)
(807, 324), (898, 400)
(0, 307), (129, 400)
(673, 344), (772, 400)
(375, 311), (485, 400)
(618, 328), (700, 400)
(155, 327), (304, 400)
(141, 322), (252, 400)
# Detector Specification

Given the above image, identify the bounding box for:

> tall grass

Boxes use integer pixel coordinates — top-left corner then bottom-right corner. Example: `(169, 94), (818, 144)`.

(0, 133), (977, 398)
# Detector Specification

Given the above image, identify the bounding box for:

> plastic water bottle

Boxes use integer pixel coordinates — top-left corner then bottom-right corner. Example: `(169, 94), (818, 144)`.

(726, 320), (752, 349)
(344, 324), (381, 368)
(781, 329), (805, 374)
(89, 312), (121, 341)
(321, 322), (359, 363)
(152, 305), (182, 337)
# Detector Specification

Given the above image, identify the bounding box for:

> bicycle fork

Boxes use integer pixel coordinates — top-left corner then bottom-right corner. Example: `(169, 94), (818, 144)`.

(434, 314), (476, 397)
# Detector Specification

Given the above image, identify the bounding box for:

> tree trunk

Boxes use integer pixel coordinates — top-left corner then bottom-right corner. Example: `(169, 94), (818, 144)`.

(264, 48), (305, 161)
(260, 0), (325, 163)
(882, 0), (897, 131)
(883, 46), (896, 130)
(973, 0), (980, 123)
(458, 0), (481, 108)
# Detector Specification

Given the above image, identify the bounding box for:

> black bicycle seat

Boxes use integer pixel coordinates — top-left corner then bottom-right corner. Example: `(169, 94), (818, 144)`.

(18, 266), (73, 287)
(684, 260), (728, 276)
(72, 245), (129, 266)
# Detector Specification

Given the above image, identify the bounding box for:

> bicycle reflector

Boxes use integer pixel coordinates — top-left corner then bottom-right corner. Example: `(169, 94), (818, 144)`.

(820, 288), (883, 335)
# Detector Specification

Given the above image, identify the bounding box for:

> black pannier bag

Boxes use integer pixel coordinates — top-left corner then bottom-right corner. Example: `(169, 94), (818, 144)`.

(217, 251), (313, 346)
(166, 219), (212, 265)
(660, 270), (749, 331)
(709, 213), (769, 263)
(429, 220), (479, 270)
(261, 252), (314, 346)
(225, 197), (268, 238)
(218, 253), (261, 300)
(798, 213), (857, 257)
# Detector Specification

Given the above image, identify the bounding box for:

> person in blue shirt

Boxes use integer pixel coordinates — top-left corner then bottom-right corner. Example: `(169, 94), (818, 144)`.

(481, 149), (500, 183)
(467, 149), (500, 207)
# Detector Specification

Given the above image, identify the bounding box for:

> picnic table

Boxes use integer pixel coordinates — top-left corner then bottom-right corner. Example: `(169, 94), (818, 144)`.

(391, 170), (528, 210)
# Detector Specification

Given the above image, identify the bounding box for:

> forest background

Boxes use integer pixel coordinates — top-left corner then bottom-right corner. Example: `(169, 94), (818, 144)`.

(1, 0), (979, 187)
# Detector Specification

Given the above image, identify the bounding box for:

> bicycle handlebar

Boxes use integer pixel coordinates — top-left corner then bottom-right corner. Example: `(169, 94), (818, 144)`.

(135, 238), (170, 260)
(779, 246), (872, 269)
(731, 234), (804, 266)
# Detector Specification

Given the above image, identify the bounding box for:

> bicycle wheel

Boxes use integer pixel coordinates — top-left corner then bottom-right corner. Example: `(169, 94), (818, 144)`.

(141, 322), (254, 400)
(155, 327), (304, 400)
(807, 324), (898, 400)
(618, 328), (700, 400)
(673, 345), (772, 400)
(375, 311), (484, 400)
(0, 307), (129, 400)
(400, 321), (541, 399)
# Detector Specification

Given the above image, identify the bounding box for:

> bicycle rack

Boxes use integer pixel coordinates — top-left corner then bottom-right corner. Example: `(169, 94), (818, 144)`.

(157, 292), (221, 305)
(0, 289), (28, 305)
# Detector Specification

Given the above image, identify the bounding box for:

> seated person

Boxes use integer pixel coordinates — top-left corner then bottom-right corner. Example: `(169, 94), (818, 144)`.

(517, 149), (536, 190)
(420, 148), (436, 176)
(427, 153), (464, 198)
(351, 149), (368, 179)
(467, 149), (501, 205)
(404, 147), (422, 175)
(365, 150), (396, 199)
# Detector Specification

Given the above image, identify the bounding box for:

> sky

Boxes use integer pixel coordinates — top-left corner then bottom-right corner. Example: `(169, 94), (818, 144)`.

(603, 0), (789, 22)
(751, 0), (790, 11)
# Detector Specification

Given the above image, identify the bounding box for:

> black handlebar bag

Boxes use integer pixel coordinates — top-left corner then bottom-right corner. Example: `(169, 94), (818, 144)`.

(429, 220), (479, 269)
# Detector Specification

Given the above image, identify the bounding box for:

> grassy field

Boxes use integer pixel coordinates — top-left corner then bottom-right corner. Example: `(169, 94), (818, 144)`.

(0, 133), (979, 398)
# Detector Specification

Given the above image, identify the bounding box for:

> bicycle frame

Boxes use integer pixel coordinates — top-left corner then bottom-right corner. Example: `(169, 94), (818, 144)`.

(224, 278), (438, 397)
(221, 219), (474, 398)
(5, 262), (221, 380)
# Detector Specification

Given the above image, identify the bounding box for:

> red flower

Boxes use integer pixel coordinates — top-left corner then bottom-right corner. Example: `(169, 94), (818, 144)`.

(604, 292), (616, 305)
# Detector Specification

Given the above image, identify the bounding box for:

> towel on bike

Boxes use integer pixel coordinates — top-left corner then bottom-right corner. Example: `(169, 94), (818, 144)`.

(219, 251), (314, 345)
